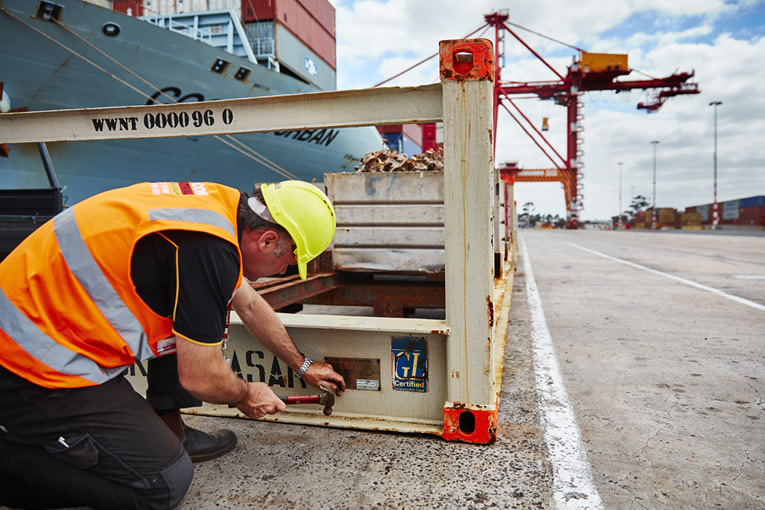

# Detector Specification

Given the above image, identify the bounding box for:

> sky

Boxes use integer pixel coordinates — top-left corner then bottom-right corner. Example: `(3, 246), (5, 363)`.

(327, 0), (765, 221)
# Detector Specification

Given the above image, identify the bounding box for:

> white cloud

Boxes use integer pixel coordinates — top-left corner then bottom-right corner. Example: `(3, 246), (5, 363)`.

(329, 0), (765, 220)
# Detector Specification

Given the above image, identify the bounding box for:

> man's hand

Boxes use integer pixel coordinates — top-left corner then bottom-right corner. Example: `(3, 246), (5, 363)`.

(232, 283), (347, 396)
(235, 382), (287, 419)
(302, 362), (346, 396)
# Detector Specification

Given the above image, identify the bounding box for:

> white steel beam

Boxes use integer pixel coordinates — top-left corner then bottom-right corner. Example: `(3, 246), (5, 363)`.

(0, 84), (442, 144)
(441, 41), (496, 410)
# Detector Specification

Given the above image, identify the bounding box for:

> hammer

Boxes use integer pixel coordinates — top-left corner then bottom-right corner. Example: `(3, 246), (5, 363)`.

(280, 388), (335, 416)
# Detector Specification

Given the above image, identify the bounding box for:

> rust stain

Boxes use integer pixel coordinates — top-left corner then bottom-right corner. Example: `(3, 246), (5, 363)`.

(439, 39), (495, 82)
(485, 420), (498, 445)
(486, 295), (494, 328)
(431, 329), (449, 336)
(441, 405), (498, 444)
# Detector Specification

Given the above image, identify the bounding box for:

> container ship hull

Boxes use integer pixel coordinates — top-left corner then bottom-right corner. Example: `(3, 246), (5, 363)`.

(0, 0), (382, 205)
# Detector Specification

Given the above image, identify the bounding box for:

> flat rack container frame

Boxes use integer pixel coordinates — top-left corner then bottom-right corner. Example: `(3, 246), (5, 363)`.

(0, 38), (514, 444)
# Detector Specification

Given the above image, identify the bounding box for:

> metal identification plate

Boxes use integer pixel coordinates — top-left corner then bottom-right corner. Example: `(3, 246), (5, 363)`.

(325, 357), (381, 391)
(391, 336), (428, 392)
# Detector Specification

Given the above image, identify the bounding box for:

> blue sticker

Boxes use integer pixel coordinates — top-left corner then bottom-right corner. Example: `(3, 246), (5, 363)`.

(392, 336), (428, 392)
(304, 57), (318, 77)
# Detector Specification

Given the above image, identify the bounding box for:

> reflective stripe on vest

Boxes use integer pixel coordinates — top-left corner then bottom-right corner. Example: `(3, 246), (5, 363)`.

(149, 208), (236, 237)
(0, 287), (120, 384)
(2, 201), (239, 385)
(54, 207), (154, 362)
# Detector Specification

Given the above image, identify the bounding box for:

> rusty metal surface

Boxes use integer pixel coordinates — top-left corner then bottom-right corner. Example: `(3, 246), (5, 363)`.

(325, 171), (446, 274)
(127, 257), (515, 442)
(305, 276), (445, 317)
(173, 273), (550, 509)
(253, 272), (341, 310)
(439, 38), (495, 82)
(253, 272), (445, 317)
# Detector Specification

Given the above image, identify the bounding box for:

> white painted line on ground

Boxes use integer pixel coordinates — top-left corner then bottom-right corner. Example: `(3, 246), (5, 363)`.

(565, 241), (765, 313)
(520, 236), (604, 510)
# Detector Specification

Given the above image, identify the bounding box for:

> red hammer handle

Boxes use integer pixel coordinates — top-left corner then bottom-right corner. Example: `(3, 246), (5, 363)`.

(280, 395), (320, 405)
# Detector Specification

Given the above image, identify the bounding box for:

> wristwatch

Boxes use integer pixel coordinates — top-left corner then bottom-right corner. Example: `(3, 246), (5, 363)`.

(296, 356), (313, 379)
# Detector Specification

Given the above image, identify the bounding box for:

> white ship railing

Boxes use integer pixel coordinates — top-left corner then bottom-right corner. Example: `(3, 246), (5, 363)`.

(250, 37), (278, 71)
(141, 9), (259, 66)
(142, 16), (213, 44)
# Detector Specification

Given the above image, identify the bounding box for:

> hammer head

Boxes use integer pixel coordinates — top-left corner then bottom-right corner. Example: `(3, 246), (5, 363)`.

(318, 386), (335, 416)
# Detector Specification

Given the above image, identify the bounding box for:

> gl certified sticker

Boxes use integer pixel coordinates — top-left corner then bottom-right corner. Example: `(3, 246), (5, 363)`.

(392, 336), (428, 392)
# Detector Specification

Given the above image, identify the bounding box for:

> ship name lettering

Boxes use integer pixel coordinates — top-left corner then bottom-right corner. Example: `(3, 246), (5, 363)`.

(147, 87), (205, 105)
(273, 129), (339, 147)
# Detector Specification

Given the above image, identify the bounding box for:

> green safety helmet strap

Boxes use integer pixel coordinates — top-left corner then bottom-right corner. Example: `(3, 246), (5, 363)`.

(261, 180), (336, 280)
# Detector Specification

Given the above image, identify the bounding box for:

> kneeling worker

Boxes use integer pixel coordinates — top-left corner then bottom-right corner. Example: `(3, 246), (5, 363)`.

(0, 180), (346, 509)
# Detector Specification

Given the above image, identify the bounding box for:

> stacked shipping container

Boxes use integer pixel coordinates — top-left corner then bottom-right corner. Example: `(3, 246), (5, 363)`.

(629, 196), (763, 229)
(738, 196), (765, 226)
(376, 122), (446, 156)
(421, 123), (443, 152)
(242, 0), (337, 90)
(642, 207), (676, 228)
(685, 195), (765, 227)
(107, 0), (338, 90)
(679, 212), (702, 228)
(378, 124), (424, 155)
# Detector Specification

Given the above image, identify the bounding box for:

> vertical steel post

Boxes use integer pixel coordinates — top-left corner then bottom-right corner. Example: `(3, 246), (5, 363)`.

(618, 161), (623, 228)
(651, 140), (659, 229)
(36, 142), (60, 189)
(439, 39), (496, 443)
(566, 77), (582, 227)
(709, 101), (722, 230)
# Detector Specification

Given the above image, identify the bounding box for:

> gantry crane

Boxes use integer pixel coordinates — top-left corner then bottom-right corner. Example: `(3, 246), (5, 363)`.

(484, 11), (700, 227)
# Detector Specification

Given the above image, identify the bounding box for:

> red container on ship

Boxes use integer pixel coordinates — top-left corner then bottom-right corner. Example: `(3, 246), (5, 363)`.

(242, 0), (336, 69)
(112, 0), (143, 16)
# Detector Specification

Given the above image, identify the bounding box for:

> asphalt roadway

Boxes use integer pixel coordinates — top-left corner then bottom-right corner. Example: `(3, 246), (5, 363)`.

(4, 228), (763, 509)
(518, 228), (765, 509)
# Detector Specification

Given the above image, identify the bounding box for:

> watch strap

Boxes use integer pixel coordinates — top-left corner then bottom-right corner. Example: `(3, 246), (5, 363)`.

(296, 356), (313, 379)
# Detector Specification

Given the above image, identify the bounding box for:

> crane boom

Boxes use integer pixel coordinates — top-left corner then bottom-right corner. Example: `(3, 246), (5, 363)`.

(486, 12), (700, 227)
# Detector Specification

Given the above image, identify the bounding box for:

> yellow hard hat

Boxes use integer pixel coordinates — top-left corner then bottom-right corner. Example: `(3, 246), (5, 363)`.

(261, 180), (336, 280)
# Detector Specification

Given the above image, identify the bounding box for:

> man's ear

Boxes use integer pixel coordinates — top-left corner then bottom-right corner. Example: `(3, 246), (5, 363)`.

(258, 229), (280, 252)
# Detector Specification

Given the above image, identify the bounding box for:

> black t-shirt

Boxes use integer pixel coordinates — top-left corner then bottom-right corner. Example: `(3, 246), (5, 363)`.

(130, 230), (240, 344)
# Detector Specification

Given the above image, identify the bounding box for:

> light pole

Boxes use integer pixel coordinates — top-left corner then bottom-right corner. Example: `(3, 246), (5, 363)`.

(651, 141), (659, 229)
(618, 161), (623, 228)
(709, 101), (722, 229)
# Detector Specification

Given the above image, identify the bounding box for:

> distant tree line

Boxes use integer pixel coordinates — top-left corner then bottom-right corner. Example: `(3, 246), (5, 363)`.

(518, 202), (566, 228)
(518, 195), (651, 228)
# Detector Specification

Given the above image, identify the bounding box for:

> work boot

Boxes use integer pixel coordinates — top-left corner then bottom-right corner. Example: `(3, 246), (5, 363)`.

(182, 423), (237, 463)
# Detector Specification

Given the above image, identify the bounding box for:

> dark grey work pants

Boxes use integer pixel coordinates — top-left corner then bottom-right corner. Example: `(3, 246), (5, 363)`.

(0, 366), (193, 510)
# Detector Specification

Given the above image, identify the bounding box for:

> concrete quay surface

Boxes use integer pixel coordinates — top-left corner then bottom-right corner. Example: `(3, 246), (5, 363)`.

(4, 229), (763, 509)
(178, 229), (764, 509)
(177, 280), (552, 510)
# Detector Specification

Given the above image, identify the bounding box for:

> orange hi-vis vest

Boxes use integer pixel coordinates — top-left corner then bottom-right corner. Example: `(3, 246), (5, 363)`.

(0, 182), (243, 389)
